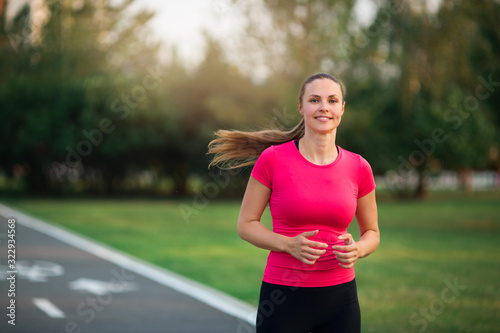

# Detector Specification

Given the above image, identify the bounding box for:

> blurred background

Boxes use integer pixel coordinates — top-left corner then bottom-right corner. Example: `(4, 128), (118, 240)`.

(1, 1), (499, 332)
(1, 0), (498, 199)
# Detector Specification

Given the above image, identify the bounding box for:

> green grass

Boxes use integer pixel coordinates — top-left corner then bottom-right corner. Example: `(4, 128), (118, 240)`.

(3, 191), (500, 333)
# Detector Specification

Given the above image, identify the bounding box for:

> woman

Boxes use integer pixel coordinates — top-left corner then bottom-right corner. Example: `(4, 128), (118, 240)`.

(208, 73), (379, 333)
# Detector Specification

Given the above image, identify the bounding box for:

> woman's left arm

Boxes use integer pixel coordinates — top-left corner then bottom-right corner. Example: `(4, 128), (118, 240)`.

(333, 190), (380, 269)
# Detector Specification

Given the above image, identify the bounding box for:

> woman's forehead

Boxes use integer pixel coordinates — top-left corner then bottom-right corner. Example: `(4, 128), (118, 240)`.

(305, 79), (343, 97)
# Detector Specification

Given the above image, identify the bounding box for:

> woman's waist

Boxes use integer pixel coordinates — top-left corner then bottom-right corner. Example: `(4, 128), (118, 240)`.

(263, 262), (355, 287)
(275, 228), (347, 248)
(268, 228), (348, 270)
(266, 250), (341, 271)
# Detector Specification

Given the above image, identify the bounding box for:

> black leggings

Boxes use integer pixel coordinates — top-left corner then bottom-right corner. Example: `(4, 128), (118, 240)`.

(256, 279), (361, 333)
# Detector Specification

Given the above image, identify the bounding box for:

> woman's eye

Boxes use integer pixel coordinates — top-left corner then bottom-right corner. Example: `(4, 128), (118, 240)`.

(310, 99), (318, 103)
(330, 99), (337, 104)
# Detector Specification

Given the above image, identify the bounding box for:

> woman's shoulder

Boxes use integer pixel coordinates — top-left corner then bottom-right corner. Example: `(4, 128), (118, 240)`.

(338, 146), (359, 158)
(262, 140), (294, 154)
(338, 146), (371, 165)
(276, 140), (295, 149)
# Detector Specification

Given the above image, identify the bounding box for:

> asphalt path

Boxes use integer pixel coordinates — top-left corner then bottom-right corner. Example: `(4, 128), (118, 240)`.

(0, 204), (256, 333)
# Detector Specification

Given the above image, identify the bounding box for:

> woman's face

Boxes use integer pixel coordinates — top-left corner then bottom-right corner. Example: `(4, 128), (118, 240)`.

(299, 78), (345, 135)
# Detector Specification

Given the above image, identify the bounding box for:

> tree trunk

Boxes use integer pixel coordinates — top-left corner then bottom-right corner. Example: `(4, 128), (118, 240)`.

(173, 161), (189, 196)
(459, 169), (473, 192)
(414, 163), (428, 200)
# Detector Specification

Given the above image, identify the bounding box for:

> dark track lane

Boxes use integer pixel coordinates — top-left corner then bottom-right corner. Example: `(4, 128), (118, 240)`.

(0, 213), (255, 333)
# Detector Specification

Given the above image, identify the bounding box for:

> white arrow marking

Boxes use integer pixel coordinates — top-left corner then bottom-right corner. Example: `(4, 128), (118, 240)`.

(16, 260), (64, 282)
(33, 298), (65, 318)
(69, 278), (138, 295)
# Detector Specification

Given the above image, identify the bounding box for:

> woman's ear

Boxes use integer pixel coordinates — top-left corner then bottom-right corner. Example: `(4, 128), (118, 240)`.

(298, 101), (303, 115)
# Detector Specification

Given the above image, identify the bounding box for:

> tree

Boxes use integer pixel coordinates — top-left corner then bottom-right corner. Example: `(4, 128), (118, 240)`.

(163, 37), (278, 195)
(0, 0), (161, 194)
(363, 0), (498, 198)
(219, 0), (360, 94)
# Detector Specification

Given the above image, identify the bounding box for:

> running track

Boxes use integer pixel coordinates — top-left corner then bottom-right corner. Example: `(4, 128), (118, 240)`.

(0, 204), (256, 333)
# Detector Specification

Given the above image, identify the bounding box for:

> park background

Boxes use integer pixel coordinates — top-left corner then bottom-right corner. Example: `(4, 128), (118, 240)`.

(0, 0), (499, 332)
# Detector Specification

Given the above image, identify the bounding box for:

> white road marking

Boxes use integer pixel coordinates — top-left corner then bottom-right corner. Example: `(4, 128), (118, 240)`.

(69, 278), (139, 295)
(0, 204), (257, 325)
(33, 298), (65, 318)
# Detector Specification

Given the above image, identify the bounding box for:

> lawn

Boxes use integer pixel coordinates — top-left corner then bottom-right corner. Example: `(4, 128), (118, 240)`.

(3, 190), (500, 333)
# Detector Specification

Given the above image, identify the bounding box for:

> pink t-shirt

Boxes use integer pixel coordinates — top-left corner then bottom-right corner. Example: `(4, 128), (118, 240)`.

(251, 141), (376, 287)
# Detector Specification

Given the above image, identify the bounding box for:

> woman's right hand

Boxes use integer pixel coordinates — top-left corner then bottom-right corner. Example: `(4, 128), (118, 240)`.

(285, 230), (328, 265)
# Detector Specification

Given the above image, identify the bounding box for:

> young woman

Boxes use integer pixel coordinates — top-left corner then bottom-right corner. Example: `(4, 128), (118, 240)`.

(208, 73), (379, 333)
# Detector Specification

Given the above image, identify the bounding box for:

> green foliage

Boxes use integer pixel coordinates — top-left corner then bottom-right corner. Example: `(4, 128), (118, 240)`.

(0, 0), (498, 197)
(348, 0), (499, 197)
(1, 0), (161, 192)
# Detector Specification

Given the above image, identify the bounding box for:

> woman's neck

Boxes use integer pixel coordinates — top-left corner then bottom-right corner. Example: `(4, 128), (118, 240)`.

(298, 130), (338, 165)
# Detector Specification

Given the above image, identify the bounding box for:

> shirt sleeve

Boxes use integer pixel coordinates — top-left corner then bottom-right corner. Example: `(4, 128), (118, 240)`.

(250, 146), (275, 189)
(357, 156), (376, 198)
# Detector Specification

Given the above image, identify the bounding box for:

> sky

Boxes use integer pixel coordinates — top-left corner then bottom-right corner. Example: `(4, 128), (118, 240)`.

(126, 0), (375, 68)
(4, 0), (392, 74)
(6, 0), (242, 67)
(125, 0), (235, 66)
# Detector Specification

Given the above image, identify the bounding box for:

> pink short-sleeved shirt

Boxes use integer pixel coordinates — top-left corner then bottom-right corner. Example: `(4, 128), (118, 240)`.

(251, 141), (376, 287)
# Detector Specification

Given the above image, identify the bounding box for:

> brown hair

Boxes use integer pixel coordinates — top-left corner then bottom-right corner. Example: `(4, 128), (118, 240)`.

(207, 73), (345, 169)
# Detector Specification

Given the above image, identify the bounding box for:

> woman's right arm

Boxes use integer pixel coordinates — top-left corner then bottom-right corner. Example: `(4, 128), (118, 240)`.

(237, 176), (327, 264)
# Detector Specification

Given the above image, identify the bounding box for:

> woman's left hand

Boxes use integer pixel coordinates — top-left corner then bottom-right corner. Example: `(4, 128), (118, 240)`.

(332, 233), (359, 269)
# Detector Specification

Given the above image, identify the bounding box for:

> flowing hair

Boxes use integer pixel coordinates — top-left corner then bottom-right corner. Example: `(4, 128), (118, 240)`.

(207, 73), (345, 169)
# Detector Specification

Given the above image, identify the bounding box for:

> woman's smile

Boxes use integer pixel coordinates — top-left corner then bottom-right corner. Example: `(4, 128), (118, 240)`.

(315, 115), (332, 122)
